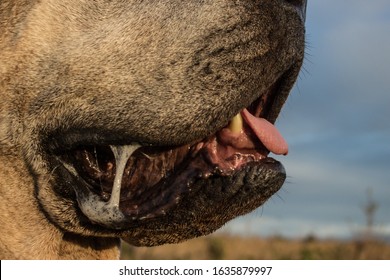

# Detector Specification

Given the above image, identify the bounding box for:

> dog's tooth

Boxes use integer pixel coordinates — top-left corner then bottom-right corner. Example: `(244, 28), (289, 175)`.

(228, 113), (243, 134)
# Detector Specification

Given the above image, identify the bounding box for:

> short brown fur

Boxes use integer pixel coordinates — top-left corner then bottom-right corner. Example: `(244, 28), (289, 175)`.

(0, 0), (306, 259)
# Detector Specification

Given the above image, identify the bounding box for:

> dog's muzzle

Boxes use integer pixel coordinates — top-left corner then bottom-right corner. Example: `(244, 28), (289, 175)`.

(57, 80), (289, 230)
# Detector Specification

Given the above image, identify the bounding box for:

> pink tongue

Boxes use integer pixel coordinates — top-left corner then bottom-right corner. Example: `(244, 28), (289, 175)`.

(241, 109), (288, 155)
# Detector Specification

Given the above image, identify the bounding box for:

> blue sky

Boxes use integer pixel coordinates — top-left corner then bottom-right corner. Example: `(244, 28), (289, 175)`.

(218, 0), (390, 239)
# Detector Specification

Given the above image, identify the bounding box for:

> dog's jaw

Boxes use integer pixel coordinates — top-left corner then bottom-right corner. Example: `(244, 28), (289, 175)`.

(1, 0), (307, 249)
(48, 68), (295, 245)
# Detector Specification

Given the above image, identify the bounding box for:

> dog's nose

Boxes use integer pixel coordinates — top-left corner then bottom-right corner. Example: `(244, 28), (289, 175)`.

(285, 0), (307, 22)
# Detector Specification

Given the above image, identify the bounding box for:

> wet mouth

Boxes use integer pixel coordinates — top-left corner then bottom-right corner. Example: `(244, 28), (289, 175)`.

(56, 77), (290, 229)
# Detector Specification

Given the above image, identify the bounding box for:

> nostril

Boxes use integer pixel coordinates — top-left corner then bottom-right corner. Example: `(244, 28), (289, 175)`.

(285, 0), (307, 21)
(285, 0), (305, 8)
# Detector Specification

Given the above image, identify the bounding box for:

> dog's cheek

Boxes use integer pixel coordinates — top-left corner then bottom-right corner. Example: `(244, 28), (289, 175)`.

(10, 0), (305, 147)
(21, 140), (86, 234)
(34, 173), (77, 227)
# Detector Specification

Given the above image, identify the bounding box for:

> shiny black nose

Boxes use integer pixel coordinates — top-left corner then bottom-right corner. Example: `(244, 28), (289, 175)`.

(286, 0), (307, 21)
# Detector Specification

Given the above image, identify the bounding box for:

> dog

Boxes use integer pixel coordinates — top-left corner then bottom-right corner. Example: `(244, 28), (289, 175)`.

(0, 0), (306, 259)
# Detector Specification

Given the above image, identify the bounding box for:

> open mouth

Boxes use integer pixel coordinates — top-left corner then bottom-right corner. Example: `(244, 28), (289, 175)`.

(55, 73), (291, 230)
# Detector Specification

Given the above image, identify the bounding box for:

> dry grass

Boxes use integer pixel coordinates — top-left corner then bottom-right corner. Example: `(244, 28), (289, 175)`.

(121, 234), (390, 260)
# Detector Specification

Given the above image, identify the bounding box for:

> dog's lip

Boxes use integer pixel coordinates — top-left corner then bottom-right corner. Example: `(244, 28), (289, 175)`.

(56, 115), (277, 225)
(63, 140), (275, 223)
(62, 104), (284, 224)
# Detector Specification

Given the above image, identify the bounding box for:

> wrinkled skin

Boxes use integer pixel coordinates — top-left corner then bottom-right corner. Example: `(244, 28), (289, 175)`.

(0, 0), (306, 259)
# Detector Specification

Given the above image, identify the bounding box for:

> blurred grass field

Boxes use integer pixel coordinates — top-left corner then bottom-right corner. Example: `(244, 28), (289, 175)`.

(120, 234), (390, 260)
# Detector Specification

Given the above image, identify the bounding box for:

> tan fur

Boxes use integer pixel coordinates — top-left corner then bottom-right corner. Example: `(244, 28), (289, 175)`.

(0, 0), (306, 259)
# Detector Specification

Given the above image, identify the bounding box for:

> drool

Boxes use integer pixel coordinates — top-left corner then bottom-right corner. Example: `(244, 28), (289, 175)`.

(69, 144), (140, 229)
